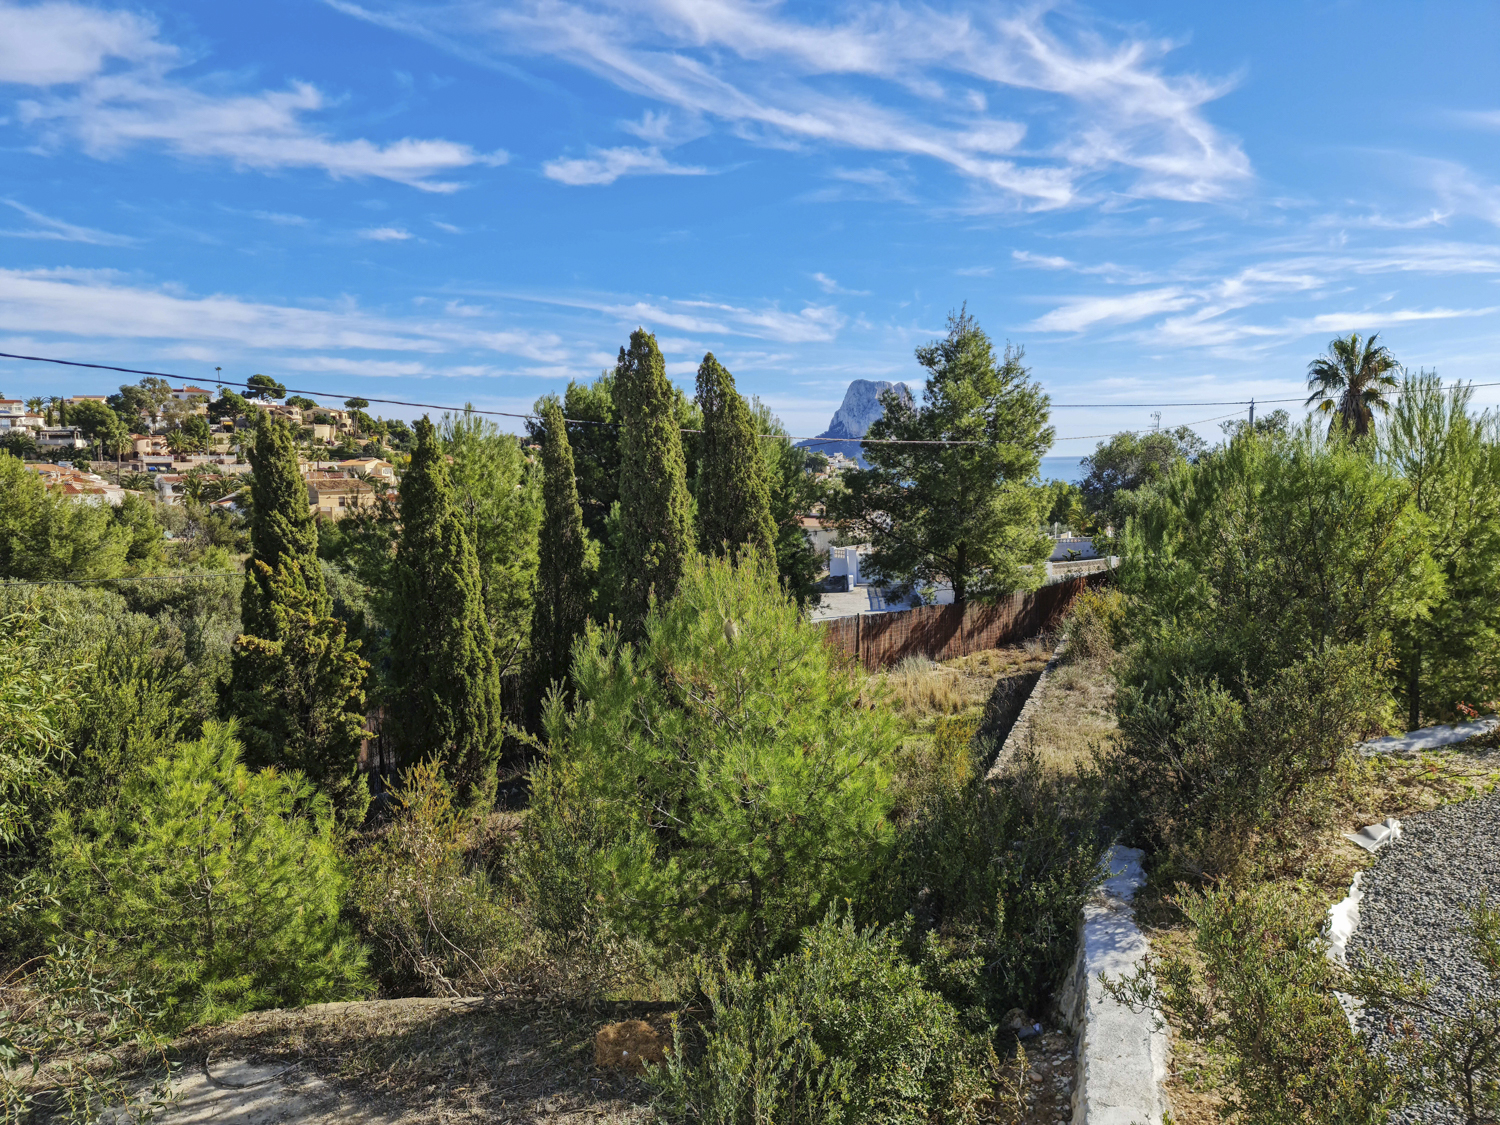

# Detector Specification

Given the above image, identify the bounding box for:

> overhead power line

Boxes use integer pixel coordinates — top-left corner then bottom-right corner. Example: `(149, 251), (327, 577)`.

(8, 348), (1498, 447)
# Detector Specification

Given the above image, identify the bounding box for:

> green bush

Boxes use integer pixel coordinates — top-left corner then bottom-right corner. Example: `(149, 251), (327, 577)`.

(1112, 641), (1390, 872)
(527, 549), (899, 963)
(1118, 426), (1436, 697)
(0, 614), (74, 852)
(1109, 882), (1395, 1125)
(877, 753), (1108, 1020)
(351, 759), (522, 996)
(1061, 585), (1123, 664)
(650, 909), (993, 1125)
(44, 721), (369, 1028)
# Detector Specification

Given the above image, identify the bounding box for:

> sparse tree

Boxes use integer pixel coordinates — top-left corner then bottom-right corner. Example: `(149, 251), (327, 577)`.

(229, 413), (369, 803)
(245, 374), (287, 402)
(831, 308), (1053, 603)
(388, 417), (503, 806)
(530, 398), (596, 702)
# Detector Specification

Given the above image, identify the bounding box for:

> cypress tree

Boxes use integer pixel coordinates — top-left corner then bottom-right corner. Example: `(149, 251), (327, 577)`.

(530, 398), (596, 700)
(615, 329), (693, 633)
(695, 352), (776, 560)
(242, 411), (323, 635)
(388, 417), (503, 805)
(231, 412), (369, 803)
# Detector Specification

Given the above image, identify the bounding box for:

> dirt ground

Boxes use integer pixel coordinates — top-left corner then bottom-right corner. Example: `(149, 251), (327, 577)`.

(127, 996), (678, 1124)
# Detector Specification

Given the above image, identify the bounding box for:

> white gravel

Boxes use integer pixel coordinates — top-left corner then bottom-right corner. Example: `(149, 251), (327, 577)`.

(1346, 790), (1500, 1125)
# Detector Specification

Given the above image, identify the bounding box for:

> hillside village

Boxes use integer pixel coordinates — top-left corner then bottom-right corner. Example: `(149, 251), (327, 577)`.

(3, 387), (403, 518)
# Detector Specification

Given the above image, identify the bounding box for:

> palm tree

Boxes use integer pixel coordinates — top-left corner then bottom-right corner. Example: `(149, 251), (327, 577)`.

(1305, 332), (1401, 439)
(25, 396), (43, 416)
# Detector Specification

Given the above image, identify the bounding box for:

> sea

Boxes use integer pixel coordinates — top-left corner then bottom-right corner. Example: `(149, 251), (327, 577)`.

(1039, 455), (1087, 484)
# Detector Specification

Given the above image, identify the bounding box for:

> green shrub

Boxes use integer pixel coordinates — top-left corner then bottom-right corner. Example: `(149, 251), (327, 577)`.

(0, 933), (172, 1124)
(650, 909), (993, 1125)
(44, 721), (369, 1028)
(1111, 641), (1390, 872)
(1109, 882), (1395, 1125)
(877, 754), (1108, 1020)
(1118, 426), (1436, 697)
(0, 614), (74, 851)
(529, 549), (898, 963)
(351, 759), (522, 996)
(1061, 585), (1123, 664)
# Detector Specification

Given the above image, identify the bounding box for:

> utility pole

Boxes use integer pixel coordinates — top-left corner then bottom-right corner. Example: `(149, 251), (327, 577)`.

(1248, 398), (1255, 428)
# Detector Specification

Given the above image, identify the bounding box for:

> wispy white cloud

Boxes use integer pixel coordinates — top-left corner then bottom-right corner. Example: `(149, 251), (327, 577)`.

(334, 0), (1251, 208)
(3, 0), (507, 192)
(543, 144), (707, 185)
(1029, 287), (1193, 332)
(0, 1), (168, 85)
(358, 225), (412, 241)
(248, 209), (313, 227)
(1012, 250), (1074, 270)
(0, 266), (570, 362)
(812, 272), (869, 295)
(0, 198), (136, 245)
(501, 288), (847, 344)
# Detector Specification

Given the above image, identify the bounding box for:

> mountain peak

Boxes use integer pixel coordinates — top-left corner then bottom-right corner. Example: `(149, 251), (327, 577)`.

(796, 380), (913, 467)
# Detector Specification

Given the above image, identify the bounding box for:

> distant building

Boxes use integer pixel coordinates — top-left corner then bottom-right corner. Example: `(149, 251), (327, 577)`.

(0, 407), (45, 433)
(37, 427), (87, 450)
(170, 385), (212, 401)
(24, 463), (126, 505)
(307, 472), (394, 520)
(337, 457), (395, 480)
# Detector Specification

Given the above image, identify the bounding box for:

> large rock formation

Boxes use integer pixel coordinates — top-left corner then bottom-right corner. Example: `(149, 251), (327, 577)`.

(797, 380), (913, 466)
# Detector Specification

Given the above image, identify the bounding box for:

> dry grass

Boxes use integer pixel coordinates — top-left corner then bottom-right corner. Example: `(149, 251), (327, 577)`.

(1013, 653), (1118, 775)
(875, 645), (1051, 728)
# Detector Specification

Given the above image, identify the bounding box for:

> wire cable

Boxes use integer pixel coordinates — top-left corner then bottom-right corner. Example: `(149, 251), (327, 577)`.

(9, 348), (1497, 446)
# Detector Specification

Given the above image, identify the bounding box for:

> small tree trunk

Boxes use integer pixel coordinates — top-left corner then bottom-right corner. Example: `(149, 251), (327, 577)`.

(953, 540), (968, 605)
(1408, 640), (1421, 733)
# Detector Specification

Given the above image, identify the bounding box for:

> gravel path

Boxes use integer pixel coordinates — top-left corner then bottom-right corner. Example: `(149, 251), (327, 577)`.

(1347, 791), (1500, 1125)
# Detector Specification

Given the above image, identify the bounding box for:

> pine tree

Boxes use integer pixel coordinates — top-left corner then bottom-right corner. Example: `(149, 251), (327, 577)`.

(696, 353), (776, 560)
(530, 398), (597, 701)
(615, 329), (694, 632)
(388, 417), (503, 805)
(231, 413), (368, 801)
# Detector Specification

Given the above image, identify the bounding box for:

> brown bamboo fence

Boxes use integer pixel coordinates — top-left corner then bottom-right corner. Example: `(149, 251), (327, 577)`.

(816, 571), (1109, 671)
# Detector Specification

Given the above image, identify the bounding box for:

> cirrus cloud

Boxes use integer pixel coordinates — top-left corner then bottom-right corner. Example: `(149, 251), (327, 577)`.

(2, 0), (507, 192)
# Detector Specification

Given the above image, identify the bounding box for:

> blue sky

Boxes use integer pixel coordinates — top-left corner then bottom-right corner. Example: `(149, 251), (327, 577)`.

(3, 0), (1500, 448)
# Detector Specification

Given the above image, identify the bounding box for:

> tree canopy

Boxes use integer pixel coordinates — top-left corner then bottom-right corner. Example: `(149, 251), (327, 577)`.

(245, 374), (287, 402)
(695, 352), (775, 560)
(388, 417), (503, 804)
(1305, 332), (1400, 439)
(614, 330), (694, 633)
(831, 308), (1053, 603)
